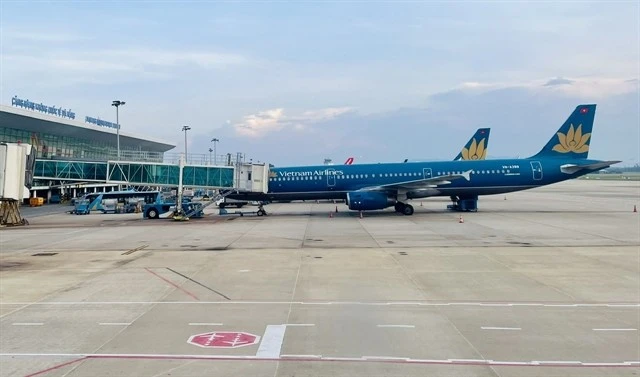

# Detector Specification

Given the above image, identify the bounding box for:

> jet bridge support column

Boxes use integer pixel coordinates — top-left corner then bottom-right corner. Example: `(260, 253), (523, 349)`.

(173, 154), (188, 221)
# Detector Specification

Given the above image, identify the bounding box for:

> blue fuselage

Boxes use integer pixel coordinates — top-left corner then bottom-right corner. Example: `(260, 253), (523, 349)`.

(258, 158), (599, 201)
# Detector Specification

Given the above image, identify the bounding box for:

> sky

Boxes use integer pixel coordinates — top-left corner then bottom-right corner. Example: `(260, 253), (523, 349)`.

(1, 1), (639, 166)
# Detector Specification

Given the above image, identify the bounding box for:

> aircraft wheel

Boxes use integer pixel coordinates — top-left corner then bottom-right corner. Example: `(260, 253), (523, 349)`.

(257, 209), (265, 216)
(146, 208), (159, 219)
(402, 204), (414, 216)
(394, 203), (404, 212)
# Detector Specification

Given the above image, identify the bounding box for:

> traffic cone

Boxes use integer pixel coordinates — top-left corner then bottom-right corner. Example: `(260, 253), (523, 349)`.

(335, 206), (338, 213)
(634, 205), (637, 213)
(459, 215), (464, 223)
(359, 211), (363, 219)
(504, 196), (507, 200)
(420, 201), (423, 207)
(329, 212), (333, 218)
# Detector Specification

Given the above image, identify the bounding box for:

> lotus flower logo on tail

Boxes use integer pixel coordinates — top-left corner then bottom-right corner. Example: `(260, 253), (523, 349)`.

(461, 138), (487, 160)
(552, 124), (590, 153)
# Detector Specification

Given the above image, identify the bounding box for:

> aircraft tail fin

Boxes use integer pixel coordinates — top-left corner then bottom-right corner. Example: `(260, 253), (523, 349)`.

(454, 128), (490, 161)
(530, 104), (596, 159)
(344, 157), (354, 165)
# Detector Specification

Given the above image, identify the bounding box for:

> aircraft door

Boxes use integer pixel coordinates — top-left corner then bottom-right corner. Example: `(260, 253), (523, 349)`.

(327, 169), (336, 187)
(530, 161), (543, 180)
(423, 168), (432, 179)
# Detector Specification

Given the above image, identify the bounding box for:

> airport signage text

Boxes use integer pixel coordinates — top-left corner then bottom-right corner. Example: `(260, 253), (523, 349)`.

(85, 116), (120, 130)
(11, 95), (76, 119)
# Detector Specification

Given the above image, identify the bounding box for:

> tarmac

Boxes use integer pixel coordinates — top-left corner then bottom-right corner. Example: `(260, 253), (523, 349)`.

(0, 179), (638, 377)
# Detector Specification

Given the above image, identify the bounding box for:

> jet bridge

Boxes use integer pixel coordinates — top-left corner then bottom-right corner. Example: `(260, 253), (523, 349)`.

(170, 160), (271, 221)
(234, 162), (270, 193)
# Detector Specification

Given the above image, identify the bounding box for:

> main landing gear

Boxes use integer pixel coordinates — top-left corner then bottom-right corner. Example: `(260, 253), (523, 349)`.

(394, 202), (414, 216)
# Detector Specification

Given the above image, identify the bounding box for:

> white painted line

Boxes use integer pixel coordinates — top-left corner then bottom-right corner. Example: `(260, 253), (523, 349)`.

(606, 304), (640, 307)
(448, 358), (489, 363)
(255, 325), (286, 358)
(188, 323), (223, 326)
(481, 327), (521, 331)
(487, 361), (530, 365)
(12, 322), (43, 326)
(98, 323), (131, 326)
(377, 325), (415, 328)
(593, 328), (637, 331)
(238, 270), (250, 273)
(280, 354), (322, 358)
(542, 304), (576, 307)
(363, 356), (409, 361)
(510, 303), (544, 307)
(407, 358), (452, 364)
(479, 303), (512, 307)
(283, 323), (315, 326)
(0, 353), (638, 367)
(323, 357), (365, 361)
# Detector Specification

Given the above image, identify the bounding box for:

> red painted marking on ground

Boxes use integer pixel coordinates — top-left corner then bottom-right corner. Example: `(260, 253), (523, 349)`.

(24, 357), (87, 377)
(144, 268), (199, 301)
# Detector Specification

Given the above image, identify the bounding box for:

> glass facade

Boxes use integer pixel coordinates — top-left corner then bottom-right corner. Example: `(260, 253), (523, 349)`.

(34, 160), (235, 188)
(0, 126), (164, 162)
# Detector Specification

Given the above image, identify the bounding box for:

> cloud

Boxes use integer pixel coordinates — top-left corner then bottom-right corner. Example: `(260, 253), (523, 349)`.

(233, 107), (353, 137)
(544, 77), (575, 86)
(2, 30), (88, 42)
(452, 77), (638, 99)
(1, 47), (249, 87)
(234, 108), (286, 137)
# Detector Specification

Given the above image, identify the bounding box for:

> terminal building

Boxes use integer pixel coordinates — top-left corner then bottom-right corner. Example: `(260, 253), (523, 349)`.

(1, 98), (268, 201)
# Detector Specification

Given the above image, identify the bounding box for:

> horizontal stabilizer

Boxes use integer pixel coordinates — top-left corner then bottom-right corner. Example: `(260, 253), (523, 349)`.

(560, 160), (621, 174)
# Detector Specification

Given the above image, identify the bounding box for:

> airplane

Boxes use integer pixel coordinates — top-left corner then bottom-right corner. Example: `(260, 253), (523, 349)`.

(277, 129), (492, 205)
(228, 104), (618, 215)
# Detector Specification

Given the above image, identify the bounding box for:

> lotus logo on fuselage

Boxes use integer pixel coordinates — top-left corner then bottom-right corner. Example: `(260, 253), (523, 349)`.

(461, 138), (487, 160)
(552, 124), (590, 153)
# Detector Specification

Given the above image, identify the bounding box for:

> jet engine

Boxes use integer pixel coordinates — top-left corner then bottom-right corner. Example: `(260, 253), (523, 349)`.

(346, 191), (396, 211)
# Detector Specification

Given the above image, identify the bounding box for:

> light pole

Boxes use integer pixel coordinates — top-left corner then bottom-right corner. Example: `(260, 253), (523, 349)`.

(208, 148), (213, 165)
(182, 125), (191, 163)
(111, 100), (125, 159)
(211, 138), (219, 165)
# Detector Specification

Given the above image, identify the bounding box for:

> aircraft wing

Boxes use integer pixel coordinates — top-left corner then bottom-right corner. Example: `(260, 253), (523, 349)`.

(560, 160), (621, 174)
(358, 170), (472, 192)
